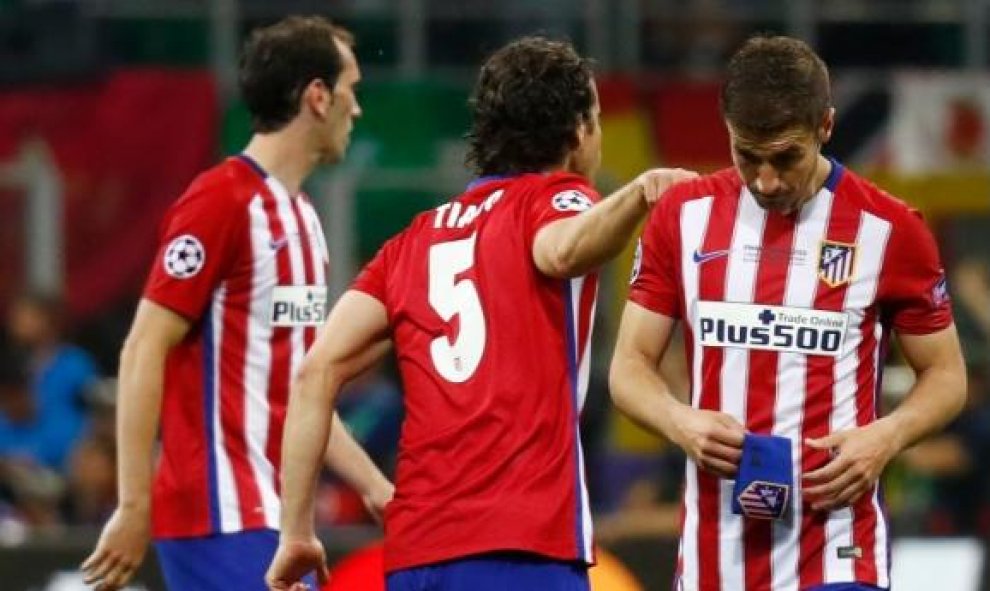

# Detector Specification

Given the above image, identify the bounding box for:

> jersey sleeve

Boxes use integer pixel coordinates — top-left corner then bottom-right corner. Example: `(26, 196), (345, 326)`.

(524, 174), (602, 250)
(351, 232), (403, 306)
(627, 193), (681, 318)
(142, 188), (247, 321)
(879, 207), (953, 334)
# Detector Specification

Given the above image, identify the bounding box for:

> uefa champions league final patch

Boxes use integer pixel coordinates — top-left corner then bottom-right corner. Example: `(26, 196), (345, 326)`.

(732, 433), (793, 520)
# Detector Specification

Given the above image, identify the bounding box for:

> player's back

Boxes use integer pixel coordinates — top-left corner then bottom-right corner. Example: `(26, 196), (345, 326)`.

(353, 172), (599, 572)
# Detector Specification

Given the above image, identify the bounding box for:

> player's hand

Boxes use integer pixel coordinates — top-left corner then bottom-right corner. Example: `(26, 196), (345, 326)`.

(266, 536), (329, 591)
(80, 505), (150, 591)
(361, 481), (395, 524)
(803, 419), (900, 512)
(634, 168), (699, 209)
(668, 404), (745, 478)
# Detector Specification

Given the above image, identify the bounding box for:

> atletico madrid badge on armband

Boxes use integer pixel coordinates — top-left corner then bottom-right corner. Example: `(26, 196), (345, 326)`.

(736, 480), (790, 520)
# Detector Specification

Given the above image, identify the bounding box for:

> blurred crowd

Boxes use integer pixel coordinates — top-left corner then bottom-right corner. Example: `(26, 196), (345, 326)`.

(1, 254), (988, 543)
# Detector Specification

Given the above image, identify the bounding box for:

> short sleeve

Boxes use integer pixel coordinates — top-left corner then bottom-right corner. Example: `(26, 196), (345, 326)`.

(351, 232), (402, 305)
(628, 195), (681, 318)
(879, 207), (953, 334)
(525, 174), (602, 248)
(142, 189), (246, 321)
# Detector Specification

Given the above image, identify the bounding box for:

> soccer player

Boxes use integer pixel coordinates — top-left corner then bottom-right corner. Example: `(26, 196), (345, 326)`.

(609, 35), (967, 591)
(80, 16), (393, 591)
(265, 37), (696, 590)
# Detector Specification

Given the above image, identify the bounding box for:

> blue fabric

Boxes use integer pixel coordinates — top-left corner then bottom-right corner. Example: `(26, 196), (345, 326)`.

(0, 345), (96, 471)
(731, 433), (793, 520)
(808, 584), (885, 591)
(387, 553), (589, 591)
(155, 529), (316, 591)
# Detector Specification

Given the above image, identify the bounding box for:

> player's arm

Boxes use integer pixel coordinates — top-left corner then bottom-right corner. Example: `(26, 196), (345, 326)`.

(532, 168), (697, 278)
(268, 290), (390, 589)
(609, 302), (745, 478)
(82, 300), (191, 591)
(805, 325), (966, 511)
(323, 341), (395, 521)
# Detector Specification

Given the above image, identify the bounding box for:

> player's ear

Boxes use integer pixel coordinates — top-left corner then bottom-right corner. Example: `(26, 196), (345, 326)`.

(302, 78), (332, 118)
(818, 107), (835, 144)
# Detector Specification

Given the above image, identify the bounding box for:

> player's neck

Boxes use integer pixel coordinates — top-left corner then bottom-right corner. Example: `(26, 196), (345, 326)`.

(242, 131), (314, 195)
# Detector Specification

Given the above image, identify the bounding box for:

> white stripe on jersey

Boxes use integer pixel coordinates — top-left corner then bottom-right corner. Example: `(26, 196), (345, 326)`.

(680, 195), (714, 590)
(718, 188), (767, 589)
(211, 283), (242, 532)
(772, 188), (835, 591)
(245, 194), (279, 529)
(567, 275), (596, 560)
(872, 319), (891, 588)
(823, 211), (891, 583)
(299, 199), (329, 285)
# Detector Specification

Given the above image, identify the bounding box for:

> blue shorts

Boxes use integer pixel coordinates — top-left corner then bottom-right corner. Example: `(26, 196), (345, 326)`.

(154, 528), (317, 591)
(386, 552), (589, 591)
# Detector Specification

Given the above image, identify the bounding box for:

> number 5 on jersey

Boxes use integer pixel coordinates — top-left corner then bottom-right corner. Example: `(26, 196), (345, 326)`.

(428, 233), (487, 382)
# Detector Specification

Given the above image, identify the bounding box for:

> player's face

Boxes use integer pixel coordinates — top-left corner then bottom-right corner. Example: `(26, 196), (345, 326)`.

(321, 39), (362, 164)
(727, 114), (832, 215)
(571, 82), (602, 178)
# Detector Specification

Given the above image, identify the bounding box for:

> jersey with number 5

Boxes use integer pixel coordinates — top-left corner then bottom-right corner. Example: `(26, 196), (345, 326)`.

(352, 172), (601, 572)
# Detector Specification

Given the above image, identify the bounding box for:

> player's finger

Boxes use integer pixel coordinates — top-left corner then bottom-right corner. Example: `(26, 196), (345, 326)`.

(317, 561), (330, 586)
(98, 563), (135, 591)
(700, 456), (738, 478)
(803, 454), (849, 482)
(80, 547), (105, 572)
(703, 440), (743, 464)
(83, 552), (120, 585)
(804, 465), (857, 499)
(805, 432), (843, 450)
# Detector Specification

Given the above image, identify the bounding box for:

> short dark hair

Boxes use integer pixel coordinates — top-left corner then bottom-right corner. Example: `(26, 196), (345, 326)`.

(720, 35), (831, 137)
(238, 16), (354, 133)
(466, 37), (595, 177)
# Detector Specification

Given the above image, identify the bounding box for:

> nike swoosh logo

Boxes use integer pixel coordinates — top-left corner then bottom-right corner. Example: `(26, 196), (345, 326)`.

(269, 237), (289, 251)
(692, 249), (730, 264)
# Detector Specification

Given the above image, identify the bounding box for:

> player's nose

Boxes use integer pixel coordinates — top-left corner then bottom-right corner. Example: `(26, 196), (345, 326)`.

(754, 164), (781, 194)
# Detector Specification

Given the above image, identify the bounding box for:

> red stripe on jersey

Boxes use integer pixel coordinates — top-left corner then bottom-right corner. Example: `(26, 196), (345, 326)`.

(218, 220), (265, 530)
(290, 197), (318, 348)
(745, 211), (796, 590)
(262, 192), (294, 497)
(696, 194), (739, 590)
(853, 308), (880, 584)
(799, 203), (860, 587)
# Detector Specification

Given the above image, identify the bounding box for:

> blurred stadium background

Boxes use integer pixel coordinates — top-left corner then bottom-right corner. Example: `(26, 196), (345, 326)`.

(0, 1), (988, 589)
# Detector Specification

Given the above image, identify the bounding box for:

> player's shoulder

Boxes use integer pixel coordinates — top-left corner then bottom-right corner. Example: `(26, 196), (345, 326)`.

(171, 157), (260, 216)
(833, 165), (923, 225)
(656, 166), (741, 213)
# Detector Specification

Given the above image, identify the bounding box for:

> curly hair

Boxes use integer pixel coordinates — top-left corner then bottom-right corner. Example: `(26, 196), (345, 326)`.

(720, 35), (831, 137)
(466, 37), (595, 177)
(238, 16), (354, 133)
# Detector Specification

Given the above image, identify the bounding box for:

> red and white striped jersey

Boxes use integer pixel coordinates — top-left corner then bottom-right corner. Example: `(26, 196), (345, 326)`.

(352, 172), (599, 572)
(143, 155), (329, 538)
(629, 160), (952, 591)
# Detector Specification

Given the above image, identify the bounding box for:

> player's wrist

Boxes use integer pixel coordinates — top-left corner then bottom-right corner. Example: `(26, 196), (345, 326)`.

(118, 496), (151, 513)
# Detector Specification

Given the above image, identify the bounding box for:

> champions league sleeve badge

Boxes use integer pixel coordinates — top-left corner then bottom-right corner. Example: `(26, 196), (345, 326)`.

(163, 234), (206, 279)
(731, 434), (793, 520)
(551, 189), (594, 213)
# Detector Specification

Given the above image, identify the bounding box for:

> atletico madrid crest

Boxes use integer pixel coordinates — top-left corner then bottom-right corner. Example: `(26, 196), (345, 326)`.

(818, 240), (857, 287)
(737, 480), (790, 520)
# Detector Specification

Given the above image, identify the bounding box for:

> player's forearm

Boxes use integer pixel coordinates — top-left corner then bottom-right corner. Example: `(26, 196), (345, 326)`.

(609, 351), (685, 441)
(878, 363), (966, 454)
(115, 337), (166, 510)
(539, 181), (647, 277)
(280, 364), (336, 539)
(324, 413), (392, 500)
